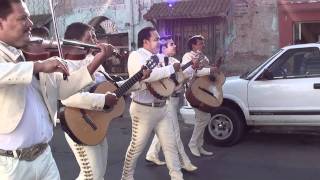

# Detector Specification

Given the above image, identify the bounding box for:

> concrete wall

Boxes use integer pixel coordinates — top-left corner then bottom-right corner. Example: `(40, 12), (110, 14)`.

(224, 0), (280, 75)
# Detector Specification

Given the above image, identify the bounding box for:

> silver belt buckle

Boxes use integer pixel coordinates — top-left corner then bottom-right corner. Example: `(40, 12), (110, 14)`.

(19, 143), (48, 161)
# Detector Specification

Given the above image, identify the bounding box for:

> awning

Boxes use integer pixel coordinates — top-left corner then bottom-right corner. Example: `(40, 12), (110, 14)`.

(144, 0), (230, 20)
(30, 14), (51, 27)
(279, 0), (320, 4)
(278, 0), (320, 12)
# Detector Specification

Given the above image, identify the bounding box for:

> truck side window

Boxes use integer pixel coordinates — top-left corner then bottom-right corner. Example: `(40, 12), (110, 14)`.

(269, 47), (320, 79)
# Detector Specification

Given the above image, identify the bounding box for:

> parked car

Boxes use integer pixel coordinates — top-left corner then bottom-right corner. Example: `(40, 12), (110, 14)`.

(180, 43), (320, 146)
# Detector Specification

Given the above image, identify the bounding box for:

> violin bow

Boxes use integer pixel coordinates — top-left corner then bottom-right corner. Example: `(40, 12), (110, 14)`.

(49, 0), (69, 79)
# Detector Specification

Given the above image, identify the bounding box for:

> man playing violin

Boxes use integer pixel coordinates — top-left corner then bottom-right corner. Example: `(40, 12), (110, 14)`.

(145, 35), (197, 172)
(62, 22), (117, 180)
(182, 35), (218, 157)
(0, 1), (115, 179)
(61, 22), (151, 180)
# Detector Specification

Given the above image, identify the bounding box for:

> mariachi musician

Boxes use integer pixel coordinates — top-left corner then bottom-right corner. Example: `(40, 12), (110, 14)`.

(60, 22), (151, 179)
(145, 35), (198, 172)
(182, 35), (219, 157)
(121, 27), (184, 180)
(0, 0), (115, 179)
(61, 22), (117, 180)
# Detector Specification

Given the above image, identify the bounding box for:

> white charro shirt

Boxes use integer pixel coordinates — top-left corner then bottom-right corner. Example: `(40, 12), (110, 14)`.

(0, 40), (94, 150)
(128, 48), (175, 103)
(0, 77), (53, 150)
(66, 54), (106, 85)
(0, 42), (52, 150)
(61, 54), (127, 111)
(61, 55), (105, 111)
(159, 54), (185, 94)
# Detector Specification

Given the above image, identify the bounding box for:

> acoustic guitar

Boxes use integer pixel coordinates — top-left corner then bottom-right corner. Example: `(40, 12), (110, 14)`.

(61, 56), (159, 145)
(185, 57), (225, 113)
(147, 54), (202, 99)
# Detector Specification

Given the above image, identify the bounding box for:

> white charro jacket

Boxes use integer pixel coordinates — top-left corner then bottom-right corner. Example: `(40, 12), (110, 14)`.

(0, 43), (94, 134)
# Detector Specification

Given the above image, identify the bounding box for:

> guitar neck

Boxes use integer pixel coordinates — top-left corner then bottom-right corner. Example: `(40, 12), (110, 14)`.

(181, 60), (193, 71)
(114, 70), (143, 97)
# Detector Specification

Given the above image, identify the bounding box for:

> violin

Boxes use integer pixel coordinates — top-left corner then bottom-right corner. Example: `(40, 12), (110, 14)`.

(22, 37), (121, 61)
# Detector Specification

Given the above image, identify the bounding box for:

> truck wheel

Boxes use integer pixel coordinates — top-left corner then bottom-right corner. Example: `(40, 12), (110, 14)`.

(205, 106), (246, 146)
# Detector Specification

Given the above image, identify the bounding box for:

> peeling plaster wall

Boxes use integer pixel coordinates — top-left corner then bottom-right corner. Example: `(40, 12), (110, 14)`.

(224, 0), (280, 75)
(59, 0), (164, 50)
(27, 0), (50, 15)
(27, 0), (161, 50)
(230, 0), (279, 56)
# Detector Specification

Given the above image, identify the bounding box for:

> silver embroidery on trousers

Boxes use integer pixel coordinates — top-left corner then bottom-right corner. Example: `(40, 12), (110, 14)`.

(121, 115), (140, 180)
(75, 143), (94, 180)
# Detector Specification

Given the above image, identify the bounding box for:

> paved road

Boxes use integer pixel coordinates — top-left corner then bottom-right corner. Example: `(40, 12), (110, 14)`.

(51, 115), (320, 180)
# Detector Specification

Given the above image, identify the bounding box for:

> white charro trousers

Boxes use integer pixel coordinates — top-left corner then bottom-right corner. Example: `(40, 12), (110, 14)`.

(0, 146), (60, 180)
(65, 133), (108, 180)
(188, 108), (211, 149)
(146, 97), (192, 166)
(121, 102), (183, 180)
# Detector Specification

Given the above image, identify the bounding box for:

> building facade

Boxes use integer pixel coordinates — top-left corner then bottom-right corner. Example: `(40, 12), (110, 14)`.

(26, 0), (320, 75)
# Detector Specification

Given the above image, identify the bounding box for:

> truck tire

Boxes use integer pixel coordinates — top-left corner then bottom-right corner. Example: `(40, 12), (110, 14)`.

(205, 106), (246, 146)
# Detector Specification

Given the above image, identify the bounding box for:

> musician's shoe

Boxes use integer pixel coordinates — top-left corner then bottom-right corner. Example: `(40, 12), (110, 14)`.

(145, 155), (166, 166)
(199, 147), (213, 156)
(182, 163), (198, 172)
(189, 146), (201, 157)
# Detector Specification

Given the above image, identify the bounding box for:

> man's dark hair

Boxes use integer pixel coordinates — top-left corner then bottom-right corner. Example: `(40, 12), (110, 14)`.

(31, 26), (50, 39)
(137, 27), (156, 48)
(187, 35), (204, 50)
(159, 35), (172, 53)
(0, 0), (24, 19)
(64, 22), (92, 40)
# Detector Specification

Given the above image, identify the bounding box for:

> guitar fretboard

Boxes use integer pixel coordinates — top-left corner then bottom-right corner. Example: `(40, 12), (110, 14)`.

(114, 70), (143, 98)
(181, 60), (193, 71)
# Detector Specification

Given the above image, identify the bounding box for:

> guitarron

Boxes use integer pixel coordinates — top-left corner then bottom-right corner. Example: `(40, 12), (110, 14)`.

(61, 56), (159, 145)
(186, 57), (225, 113)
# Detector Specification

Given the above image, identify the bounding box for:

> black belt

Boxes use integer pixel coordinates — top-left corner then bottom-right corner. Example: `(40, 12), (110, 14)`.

(133, 100), (166, 107)
(0, 143), (48, 161)
(171, 92), (182, 97)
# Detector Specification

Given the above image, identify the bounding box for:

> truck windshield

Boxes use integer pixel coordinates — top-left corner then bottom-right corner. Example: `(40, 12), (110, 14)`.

(240, 49), (283, 80)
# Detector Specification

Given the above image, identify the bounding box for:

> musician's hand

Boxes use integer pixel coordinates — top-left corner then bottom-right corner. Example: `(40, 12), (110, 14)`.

(209, 66), (219, 76)
(104, 93), (118, 108)
(173, 63), (181, 72)
(33, 56), (69, 76)
(191, 57), (200, 69)
(213, 57), (223, 68)
(87, 43), (115, 75)
(141, 66), (152, 80)
(96, 43), (114, 60)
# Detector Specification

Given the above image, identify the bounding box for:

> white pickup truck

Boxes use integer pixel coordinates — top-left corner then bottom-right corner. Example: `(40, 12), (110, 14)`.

(182, 43), (320, 146)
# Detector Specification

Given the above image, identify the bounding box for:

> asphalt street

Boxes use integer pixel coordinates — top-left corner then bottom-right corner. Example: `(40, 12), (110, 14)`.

(51, 113), (320, 180)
